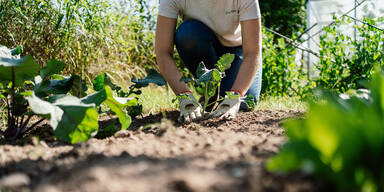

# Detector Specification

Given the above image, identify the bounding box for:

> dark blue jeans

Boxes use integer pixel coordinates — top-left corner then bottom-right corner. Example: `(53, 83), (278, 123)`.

(174, 20), (262, 104)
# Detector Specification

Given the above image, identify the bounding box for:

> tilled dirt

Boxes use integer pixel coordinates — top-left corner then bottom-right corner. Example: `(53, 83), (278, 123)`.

(0, 110), (317, 192)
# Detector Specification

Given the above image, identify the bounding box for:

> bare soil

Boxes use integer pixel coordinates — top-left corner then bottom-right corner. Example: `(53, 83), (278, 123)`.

(0, 110), (318, 192)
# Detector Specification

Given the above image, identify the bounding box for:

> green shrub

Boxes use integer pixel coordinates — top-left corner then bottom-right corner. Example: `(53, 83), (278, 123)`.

(316, 16), (384, 93)
(267, 70), (384, 191)
(261, 28), (313, 97)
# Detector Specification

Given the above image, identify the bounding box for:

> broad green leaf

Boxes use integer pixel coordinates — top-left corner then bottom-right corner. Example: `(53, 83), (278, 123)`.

(70, 75), (88, 98)
(196, 62), (208, 78)
(211, 70), (222, 81)
(27, 93), (64, 129)
(27, 93), (98, 144)
(81, 88), (107, 106)
(207, 82), (218, 97)
(57, 104), (98, 144)
(93, 73), (106, 91)
(131, 69), (167, 88)
(40, 60), (66, 80)
(0, 50), (39, 86)
(216, 53), (235, 72)
(35, 75), (74, 97)
(196, 63), (222, 85)
(81, 86), (137, 130)
(93, 72), (119, 91)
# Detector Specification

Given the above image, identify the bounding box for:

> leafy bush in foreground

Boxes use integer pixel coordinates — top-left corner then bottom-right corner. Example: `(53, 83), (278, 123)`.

(267, 70), (384, 191)
(0, 46), (138, 143)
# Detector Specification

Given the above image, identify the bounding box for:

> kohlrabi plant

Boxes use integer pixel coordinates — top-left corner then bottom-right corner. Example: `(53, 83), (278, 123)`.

(93, 72), (146, 118)
(134, 54), (255, 114)
(0, 45), (40, 138)
(192, 53), (235, 113)
(0, 45), (139, 143)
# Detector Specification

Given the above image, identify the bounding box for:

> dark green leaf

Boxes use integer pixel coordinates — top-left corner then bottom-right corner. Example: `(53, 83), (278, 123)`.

(34, 75), (74, 97)
(70, 75), (88, 97)
(27, 93), (99, 144)
(127, 104), (143, 118)
(0, 50), (39, 86)
(81, 86), (137, 130)
(40, 60), (66, 80)
(196, 62), (208, 79)
(93, 73), (119, 91)
(11, 46), (23, 56)
(131, 69), (167, 88)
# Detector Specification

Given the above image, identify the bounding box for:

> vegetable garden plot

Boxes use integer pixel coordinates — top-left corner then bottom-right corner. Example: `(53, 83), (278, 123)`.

(0, 109), (317, 192)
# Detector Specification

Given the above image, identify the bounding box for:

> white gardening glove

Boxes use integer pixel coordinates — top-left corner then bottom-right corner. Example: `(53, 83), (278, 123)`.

(178, 92), (203, 123)
(208, 91), (242, 120)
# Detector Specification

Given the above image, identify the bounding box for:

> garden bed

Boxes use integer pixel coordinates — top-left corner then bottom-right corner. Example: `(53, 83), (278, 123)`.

(0, 109), (317, 192)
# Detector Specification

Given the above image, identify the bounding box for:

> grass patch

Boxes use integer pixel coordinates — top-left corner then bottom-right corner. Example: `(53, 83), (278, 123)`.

(136, 87), (307, 115)
(136, 85), (177, 115)
(257, 96), (307, 111)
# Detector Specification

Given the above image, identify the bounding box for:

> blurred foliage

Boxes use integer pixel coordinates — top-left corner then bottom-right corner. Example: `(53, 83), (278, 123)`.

(0, 0), (156, 84)
(316, 16), (384, 93)
(267, 69), (384, 191)
(260, 0), (307, 37)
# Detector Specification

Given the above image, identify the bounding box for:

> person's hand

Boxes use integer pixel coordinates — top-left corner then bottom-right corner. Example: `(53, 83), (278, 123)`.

(209, 91), (242, 120)
(178, 92), (202, 123)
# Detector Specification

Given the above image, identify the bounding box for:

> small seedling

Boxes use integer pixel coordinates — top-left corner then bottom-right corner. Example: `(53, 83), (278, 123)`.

(133, 53), (256, 114)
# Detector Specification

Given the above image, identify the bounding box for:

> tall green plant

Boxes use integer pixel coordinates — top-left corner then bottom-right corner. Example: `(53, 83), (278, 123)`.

(316, 16), (384, 93)
(262, 28), (312, 97)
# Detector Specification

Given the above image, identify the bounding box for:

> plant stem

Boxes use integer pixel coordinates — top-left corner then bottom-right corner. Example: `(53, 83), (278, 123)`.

(5, 67), (17, 137)
(203, 82), (209, 113)
(6, 97), (10, 131)
(19, 115), (32, 136)
(207, 98), (225, 107)
(23, 118), (44, 135)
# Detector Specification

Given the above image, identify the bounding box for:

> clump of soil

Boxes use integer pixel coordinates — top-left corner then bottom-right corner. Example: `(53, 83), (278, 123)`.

(0, 110), (318, 192)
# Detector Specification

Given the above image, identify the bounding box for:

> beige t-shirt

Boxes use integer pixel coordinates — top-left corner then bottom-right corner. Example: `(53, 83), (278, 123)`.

(158, 0), (261, 47)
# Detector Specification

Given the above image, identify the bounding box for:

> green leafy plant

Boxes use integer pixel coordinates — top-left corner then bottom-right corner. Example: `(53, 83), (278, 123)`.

(267, 70), (384, 191)
(134, 54), (241, 113)
(0, 45), (139, 143)
(261, 28), (313, 97)
(193, 53), (235, 113)
(316, 16), (384, 93)
(0, 46), (39, 138)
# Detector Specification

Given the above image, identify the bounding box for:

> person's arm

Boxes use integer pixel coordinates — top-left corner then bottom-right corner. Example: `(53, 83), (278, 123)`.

(155, 15), (190, 95)
(230, 18), (262, 95)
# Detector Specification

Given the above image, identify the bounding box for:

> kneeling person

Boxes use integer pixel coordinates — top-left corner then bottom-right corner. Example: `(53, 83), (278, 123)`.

(155, 0), (263, 122)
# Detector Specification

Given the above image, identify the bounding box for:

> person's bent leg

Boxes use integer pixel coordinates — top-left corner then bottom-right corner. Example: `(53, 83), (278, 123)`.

(174, 19), (220, 74)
